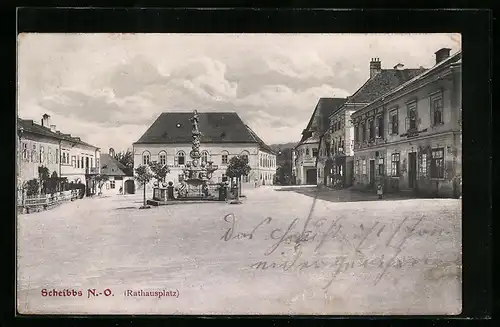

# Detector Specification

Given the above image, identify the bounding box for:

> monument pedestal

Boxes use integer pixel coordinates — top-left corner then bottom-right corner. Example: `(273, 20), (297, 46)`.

(148, 187), (168, 206)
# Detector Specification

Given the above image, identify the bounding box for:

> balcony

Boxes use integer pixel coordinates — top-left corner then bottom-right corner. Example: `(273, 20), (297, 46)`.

(85, 167), (99, 175)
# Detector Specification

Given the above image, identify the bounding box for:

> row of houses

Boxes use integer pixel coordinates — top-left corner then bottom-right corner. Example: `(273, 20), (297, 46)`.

(293, 48), (462, 198)
(16, 114), (133, 198)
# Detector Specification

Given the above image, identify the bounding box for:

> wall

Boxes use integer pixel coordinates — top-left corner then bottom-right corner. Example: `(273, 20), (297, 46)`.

(60, 140), (100, 183)
(18, 133), (60, 183)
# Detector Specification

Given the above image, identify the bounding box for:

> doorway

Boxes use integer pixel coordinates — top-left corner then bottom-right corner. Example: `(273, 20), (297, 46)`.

(306, 169), (317, 185)
(125, 179), (135, 194)
(408, 152), (417, 189)
(369, 160), (375, 187)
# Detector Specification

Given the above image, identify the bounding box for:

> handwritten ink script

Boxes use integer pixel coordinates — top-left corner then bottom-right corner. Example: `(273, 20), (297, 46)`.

(219, 213), (459, 290)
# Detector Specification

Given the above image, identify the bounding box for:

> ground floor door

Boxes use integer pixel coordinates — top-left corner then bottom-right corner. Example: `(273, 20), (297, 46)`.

(125, 179), (135, 194)
(323, 168), (328, 185)
(408, 152), (417, 189)
(369, 160), (375, 187)
(306, 169), (317, 185)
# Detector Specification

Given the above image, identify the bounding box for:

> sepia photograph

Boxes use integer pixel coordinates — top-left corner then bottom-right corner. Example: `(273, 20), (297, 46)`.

(16, 33), (462, 315)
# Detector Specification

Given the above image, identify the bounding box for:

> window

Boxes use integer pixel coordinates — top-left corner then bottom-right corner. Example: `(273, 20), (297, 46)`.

(389, 110), (399, 135)
(96, 158), (99, 170)
(241, 151), (249, 163)
(142, 151), (150, 165)
(431, 92), (444, 126)
(362, 159), (367, 174)
(430, 148), (444, 178)
(407, 101), (417, 130)
(391, 153), (401, 176)
(221, 151), (228, 165)
(110, 180), (115, 189)
(312, 148), (318, 157)
(306, 148), (310, 156)
(159, 152), (167, 166)
(55, 149), (59, 164)
(421, 153), (427, 176)
(71, 155), (76, 167)
(81, 157), (84, 168)
(32, 144), (37, 163)
(201, 151), (209, 164)
(77, 155), (80, 168)
(369, 119), (375, 140)
(376, 115), (384, 138)
(40, 146), (45, 163)
(355, 160), (359, 175)
(354, 125), (359, 143)
(47, 147), (52, 164)
(90, 158), (93, 168)
(378, 158), (384, 175)
(360, 122), (366, 141)
(177, 151), (185, 165)
(22, 142), (28, 160)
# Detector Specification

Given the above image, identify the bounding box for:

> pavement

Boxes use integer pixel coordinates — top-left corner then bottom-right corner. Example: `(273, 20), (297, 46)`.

(17, 186), (462, 315)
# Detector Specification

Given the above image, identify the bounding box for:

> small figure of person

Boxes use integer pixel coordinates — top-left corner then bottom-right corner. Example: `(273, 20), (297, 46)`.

(254, 179), (258, 188)
(377, 183), (384, 199)
(119, 186), (123, 195)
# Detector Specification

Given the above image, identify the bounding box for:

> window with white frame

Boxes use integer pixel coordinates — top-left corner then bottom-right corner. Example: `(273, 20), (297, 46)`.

(391, 153), (401, 176)
(159, 151), (167, 166)
(430, 92), (444, 126)
(362, 159), (367, 174)
(71, 155), (76, 167)
(110, 180), (115, 189)
(142, 151), (151, 165)
(406, 101), (418, 130)
(389, 109), (399, 135)
(48, 147), (52, 164)
(32, 144), (37, 163)
(420, 153), (428, 177)
(306, 148), (309, 156)
(40, 146), (45, 163)
(177, 151), (185, 166)
(355, 160), (359, 175)
(376, 115), (384, 138)
(22, 142), (28, 160)
(56, 149), (59, 164)
(369, 119), (375, 140)
(221, 151), (228, 165)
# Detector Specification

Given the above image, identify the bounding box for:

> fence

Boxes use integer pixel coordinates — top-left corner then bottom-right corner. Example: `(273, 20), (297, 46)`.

(17, 190), (81, 213)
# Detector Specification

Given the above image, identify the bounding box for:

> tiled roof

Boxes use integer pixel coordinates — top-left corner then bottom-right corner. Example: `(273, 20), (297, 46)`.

(352, 51), (462, 117)
(346, 68), (427, 104)
(17, 118), (98, 149)
(100, 154), (133, 176)
(134, 112), (261, 144)
(244, 125), (276, 155)
(297, 98), (346, 148)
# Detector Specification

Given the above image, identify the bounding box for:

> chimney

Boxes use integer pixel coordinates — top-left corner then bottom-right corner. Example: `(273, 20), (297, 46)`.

(41, 113), (50, 127)
(370, 58), (381, 78)
(435, 48), (451, 65)
(50, 124), (56, 133)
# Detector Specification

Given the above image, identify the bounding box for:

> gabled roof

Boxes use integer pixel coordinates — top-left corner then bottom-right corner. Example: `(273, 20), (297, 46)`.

(100, 154), (133, 176)
(244, 125), (275, 155)
(134, 112), (260, 144)
(346, 68), (427, 104)
(17, 118), (98, 149)
(296, 98), (346, 148)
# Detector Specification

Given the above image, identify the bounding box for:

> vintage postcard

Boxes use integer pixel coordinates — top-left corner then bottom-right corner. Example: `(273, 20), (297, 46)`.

(16, 33), (462, 315)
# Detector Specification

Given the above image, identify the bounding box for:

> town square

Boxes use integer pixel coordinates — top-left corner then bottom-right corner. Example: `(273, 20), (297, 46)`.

(16, 33), (462, 315)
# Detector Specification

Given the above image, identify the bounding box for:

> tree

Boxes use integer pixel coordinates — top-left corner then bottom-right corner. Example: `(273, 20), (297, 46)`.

(94, 174), (109, 195)
(38, 166), (50, 194)
(48, 171), (59, 194)
(134, 165), (153, 208)
(114, 149), (134, 169)
(226, 155), (251, 201)
(26, 179), (40, 197)
(148, 161), (170, 185)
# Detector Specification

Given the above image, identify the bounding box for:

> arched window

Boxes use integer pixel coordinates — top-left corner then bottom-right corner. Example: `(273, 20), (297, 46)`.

(221, 151), (229, 165)
(240, 151), (250, 163)
(158, 151), (167, 166)
(201, 151), (209, 164)
(142, 151), (151, 165)
(176, 151), (186, 166)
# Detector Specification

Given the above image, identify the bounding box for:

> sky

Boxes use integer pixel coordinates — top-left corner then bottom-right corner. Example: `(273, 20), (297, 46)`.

(17, 33), (461, 152)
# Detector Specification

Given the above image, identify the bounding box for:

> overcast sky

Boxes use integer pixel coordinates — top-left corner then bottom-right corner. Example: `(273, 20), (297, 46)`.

(17, 33), (461, 152)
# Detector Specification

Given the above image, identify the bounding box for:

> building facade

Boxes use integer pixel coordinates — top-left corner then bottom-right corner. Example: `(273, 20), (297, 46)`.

(351, 48), (462, 198)
(294, 98), (346, 185)
(317, 58), (427, 188)
(17, 114), (100, 195)
(99, 151), (135, 195)
(132, 112), (276, 192)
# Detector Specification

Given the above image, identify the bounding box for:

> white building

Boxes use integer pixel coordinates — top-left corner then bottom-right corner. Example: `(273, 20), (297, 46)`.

(293, 98), (346, 185)
(17, 114), (100, 194)
(99, 150), (135, 195)
(132, 112), (276, 191)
